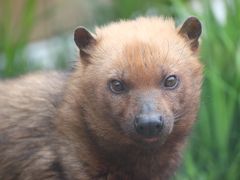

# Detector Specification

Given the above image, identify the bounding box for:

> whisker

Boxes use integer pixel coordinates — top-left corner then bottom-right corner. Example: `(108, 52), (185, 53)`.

(173, 110), (188, 122)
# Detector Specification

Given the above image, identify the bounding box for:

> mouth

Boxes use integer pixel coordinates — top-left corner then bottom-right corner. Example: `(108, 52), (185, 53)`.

(143, 137), (160, 143)
(135, 132), (169, 146)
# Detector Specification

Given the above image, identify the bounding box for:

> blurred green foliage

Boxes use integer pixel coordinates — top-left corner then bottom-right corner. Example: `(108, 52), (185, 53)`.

(0, 0), (239, 179)
(0, 0), (37, 77)
(172, 0), (240, 179)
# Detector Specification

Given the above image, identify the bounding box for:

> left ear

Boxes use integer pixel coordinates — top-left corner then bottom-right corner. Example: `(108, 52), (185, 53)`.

(74, 27), (96, 61)
(178, 17), (202, 51)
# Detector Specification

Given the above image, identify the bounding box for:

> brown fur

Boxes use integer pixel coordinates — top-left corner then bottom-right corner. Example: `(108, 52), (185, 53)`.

(0, 17), (203, 180)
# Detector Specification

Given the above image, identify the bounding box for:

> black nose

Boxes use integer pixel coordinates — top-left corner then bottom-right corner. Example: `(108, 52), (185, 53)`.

(134, 114), (164, 138)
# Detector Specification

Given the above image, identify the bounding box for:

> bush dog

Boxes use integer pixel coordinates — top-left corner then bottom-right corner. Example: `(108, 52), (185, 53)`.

(0, 16), (203, 180)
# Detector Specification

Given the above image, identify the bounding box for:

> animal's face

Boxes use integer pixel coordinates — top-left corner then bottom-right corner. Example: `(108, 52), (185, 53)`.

(74, 17), (203, 147)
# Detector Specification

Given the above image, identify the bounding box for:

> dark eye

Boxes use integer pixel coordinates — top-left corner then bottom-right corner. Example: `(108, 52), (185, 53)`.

(163, 75), (179, 89)
(109, 80), (126, 94)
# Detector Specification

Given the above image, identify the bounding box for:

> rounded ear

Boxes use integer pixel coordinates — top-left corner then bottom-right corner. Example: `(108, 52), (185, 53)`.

(74, 27), (96, 50)
(178, 17), (202, 51)
(74, 27), (96, 62)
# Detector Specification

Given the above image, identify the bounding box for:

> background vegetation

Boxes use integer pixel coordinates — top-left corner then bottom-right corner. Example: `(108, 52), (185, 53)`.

(0, 0), (239, 179)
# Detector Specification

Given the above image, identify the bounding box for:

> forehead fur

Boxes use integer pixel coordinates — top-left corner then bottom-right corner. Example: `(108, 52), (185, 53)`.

(96, 17), (176, 41)
(95, 17), (186, 49)
(93, 16), (196, 60)
(89, 17), (201, 84)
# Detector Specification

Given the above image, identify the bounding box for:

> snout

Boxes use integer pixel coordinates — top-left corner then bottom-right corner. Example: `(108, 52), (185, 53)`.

(134, 113), (164, 138)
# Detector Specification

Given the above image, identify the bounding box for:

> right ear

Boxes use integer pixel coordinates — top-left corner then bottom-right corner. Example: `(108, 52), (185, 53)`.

(178, 17), (202, 51)
(74, 27), (96, 60)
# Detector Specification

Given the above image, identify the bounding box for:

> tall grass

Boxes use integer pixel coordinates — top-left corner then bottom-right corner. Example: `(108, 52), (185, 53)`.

(0, 0), (70, 78)
(172, 0), (240, 179)
(0, 0), (37, 77)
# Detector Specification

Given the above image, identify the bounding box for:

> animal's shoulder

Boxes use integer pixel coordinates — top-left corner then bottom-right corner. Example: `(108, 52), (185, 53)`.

(0, 71), (68, 127)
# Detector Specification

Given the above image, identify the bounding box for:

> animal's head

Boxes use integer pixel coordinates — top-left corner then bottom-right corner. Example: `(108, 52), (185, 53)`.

(72, 17), (203, 147)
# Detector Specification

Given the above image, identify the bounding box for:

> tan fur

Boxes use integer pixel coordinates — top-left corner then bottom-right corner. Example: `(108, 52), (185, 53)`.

(0, 17), (203, 180)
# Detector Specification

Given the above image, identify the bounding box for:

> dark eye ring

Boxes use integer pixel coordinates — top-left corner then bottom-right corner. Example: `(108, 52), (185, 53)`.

(109, 79), (126, 94)
(163, 75), (179, 89)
